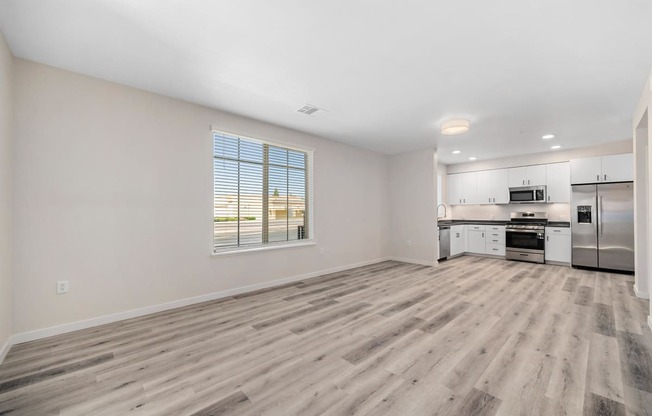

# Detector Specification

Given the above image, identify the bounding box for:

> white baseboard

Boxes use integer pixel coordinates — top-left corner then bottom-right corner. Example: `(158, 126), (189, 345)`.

(0, 337), (10, 364)
(633, 283), (650, 299)
(9, 257), (390, 347)
(388, 257), (437, 267)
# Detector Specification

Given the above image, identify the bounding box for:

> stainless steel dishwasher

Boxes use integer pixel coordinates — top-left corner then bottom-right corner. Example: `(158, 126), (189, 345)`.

(438, 225), (450, 260)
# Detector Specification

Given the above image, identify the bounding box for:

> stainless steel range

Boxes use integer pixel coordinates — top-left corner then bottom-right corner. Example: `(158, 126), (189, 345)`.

(505, 212), (548, 264)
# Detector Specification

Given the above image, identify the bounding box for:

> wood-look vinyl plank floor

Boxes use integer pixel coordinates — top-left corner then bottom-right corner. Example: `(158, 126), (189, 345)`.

(1, 256), (651, 415)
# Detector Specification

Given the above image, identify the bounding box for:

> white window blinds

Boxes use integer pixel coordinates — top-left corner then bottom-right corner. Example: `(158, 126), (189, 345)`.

(213, 131), (311, 252)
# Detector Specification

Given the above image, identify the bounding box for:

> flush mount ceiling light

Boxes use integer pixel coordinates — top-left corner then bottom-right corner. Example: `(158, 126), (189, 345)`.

(542, 134), (555, 139)
(551, 145), (561, 150)
(469, 156), (477, 161)
(441, 118), (470, 135)
(452, 150), (461, 154)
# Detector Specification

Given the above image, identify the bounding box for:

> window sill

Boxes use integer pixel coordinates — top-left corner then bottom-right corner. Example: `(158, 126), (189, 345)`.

(212, 240), (316, 257)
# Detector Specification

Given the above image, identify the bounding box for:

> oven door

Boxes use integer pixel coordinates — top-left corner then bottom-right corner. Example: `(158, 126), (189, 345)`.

(506, 229), (545, 252)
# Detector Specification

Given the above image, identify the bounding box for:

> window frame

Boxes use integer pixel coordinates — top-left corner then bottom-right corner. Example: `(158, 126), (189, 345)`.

(211, 128), (315, 256)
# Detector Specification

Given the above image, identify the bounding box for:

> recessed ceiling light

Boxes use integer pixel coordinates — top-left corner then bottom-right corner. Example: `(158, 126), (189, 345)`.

(551, 145), (561, 150)
(452, 150), (461, 154)
(542, 134), (555, 140)
(469, 156), (477, 161)
(441, 119), (470, 135)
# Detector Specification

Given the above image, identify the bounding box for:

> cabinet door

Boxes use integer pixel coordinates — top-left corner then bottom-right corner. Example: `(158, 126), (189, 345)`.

(450, 225), (464, 256)
(448, 174), (463, 205)
(546, 162), (570, 203)
(468, 230), (486, 254)
(545, 229), (571, 263)
(476, 171), (493, 204)
(526, 165), (547, 186)
(601, 153), (633, 183)
(492, 169), (510, 204)
(508, 167), (528, 187)
(462, 172), (477, 204)
(570, 156), (602, 184)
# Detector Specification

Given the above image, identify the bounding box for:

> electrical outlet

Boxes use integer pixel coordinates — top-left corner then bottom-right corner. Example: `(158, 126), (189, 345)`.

(56, 280), (69, 295)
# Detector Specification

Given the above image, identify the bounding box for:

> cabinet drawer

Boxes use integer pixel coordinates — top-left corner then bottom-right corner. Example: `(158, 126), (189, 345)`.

(545, 227), (570, 236)
(485, 233), (505, 244)
(485, 243), (505, 256)
(468, 225), (486, 231)
(487, 225), (505, 232)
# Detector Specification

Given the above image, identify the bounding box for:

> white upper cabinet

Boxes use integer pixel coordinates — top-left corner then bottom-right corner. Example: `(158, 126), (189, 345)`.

(508, 165), (546, 187)
(462, 172), (477, 204)
(546, 162), (570, 203)
(570, 156), (602, 184)
(493, 169), (510, 203)
(601, 153), (633, 183)
(508, 166), (528, 187)
(527, 165), (547, 186)
(448, 172), (477, 205)
(570, 154), (633, 184)
(477, 169), (509, 204)
(448, 173), (463, 205)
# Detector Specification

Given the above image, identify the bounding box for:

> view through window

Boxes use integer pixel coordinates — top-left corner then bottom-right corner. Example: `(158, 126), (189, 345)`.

(213, 131), (311, 252)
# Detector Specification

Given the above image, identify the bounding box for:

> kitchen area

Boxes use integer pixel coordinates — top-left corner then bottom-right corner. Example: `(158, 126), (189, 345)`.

(437, 152), (635, 273)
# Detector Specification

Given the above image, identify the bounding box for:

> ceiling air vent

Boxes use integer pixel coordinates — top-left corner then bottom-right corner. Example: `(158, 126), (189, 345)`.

(297, 104), (321, 115)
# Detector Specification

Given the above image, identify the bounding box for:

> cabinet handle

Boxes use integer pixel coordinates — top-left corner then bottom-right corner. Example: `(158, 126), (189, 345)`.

(546, 236), (549, 241)
(548, 195), (550, 201)
(493, 197), (495, 203)
(489, 198), (491, 203)
(604, 174), (607, 181)
(528, 179), (530, 185)
(522, 180), (525, 185)
(463, 198), (466, 203)
(482, 233), (484, 237)
(554, 229), (560, 232)
(597, 174), (600, 181)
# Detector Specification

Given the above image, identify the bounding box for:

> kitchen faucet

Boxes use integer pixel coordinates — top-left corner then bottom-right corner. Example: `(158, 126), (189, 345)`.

(437, 203), (447, 219)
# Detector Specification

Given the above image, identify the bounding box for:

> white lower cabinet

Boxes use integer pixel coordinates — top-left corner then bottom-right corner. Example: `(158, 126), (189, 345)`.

(468, 227), (486, 254)
(545, 227), (571, 264)
(485, 243), (506, 256)
(450, 225), (467, 257)
(485, 225), (506, 256)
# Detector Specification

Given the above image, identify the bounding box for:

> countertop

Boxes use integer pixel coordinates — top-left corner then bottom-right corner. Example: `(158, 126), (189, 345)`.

(437, 219), (571, 228)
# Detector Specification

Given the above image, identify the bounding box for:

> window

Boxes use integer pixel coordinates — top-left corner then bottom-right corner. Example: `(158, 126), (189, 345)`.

(213, 130), (313, 253)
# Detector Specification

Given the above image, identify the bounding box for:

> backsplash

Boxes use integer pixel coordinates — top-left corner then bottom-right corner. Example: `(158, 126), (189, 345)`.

(448, 203), (570, 222)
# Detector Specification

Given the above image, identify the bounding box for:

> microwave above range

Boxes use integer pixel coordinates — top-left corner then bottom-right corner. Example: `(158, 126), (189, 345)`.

(509, 185), (547, 204)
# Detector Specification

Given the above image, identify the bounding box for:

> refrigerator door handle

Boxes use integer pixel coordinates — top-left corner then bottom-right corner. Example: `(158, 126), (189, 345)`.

(599, 195), (604, 237)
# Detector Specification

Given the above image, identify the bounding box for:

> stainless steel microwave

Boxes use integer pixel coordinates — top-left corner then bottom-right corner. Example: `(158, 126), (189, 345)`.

(509, 185), (546, 204)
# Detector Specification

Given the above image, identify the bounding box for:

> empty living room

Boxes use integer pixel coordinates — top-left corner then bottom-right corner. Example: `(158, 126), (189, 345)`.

(0, 1), (652, 415)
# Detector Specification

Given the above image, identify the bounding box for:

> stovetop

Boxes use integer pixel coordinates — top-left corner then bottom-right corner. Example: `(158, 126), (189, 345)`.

(507, 211), (548, 230)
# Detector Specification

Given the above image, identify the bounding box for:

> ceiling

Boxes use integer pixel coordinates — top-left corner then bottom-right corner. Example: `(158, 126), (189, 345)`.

(1, 1), (651, 164)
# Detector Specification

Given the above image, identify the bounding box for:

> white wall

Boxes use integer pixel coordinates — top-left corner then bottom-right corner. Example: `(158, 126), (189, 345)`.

(12, 59), (391, 334)
(388, 149), (437, 266)
(632, 70), (652, 331)
(0, 33), (13, 355)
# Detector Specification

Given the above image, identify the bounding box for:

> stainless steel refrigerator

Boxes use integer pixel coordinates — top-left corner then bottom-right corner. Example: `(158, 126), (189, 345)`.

(571, 182), (634, 272)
